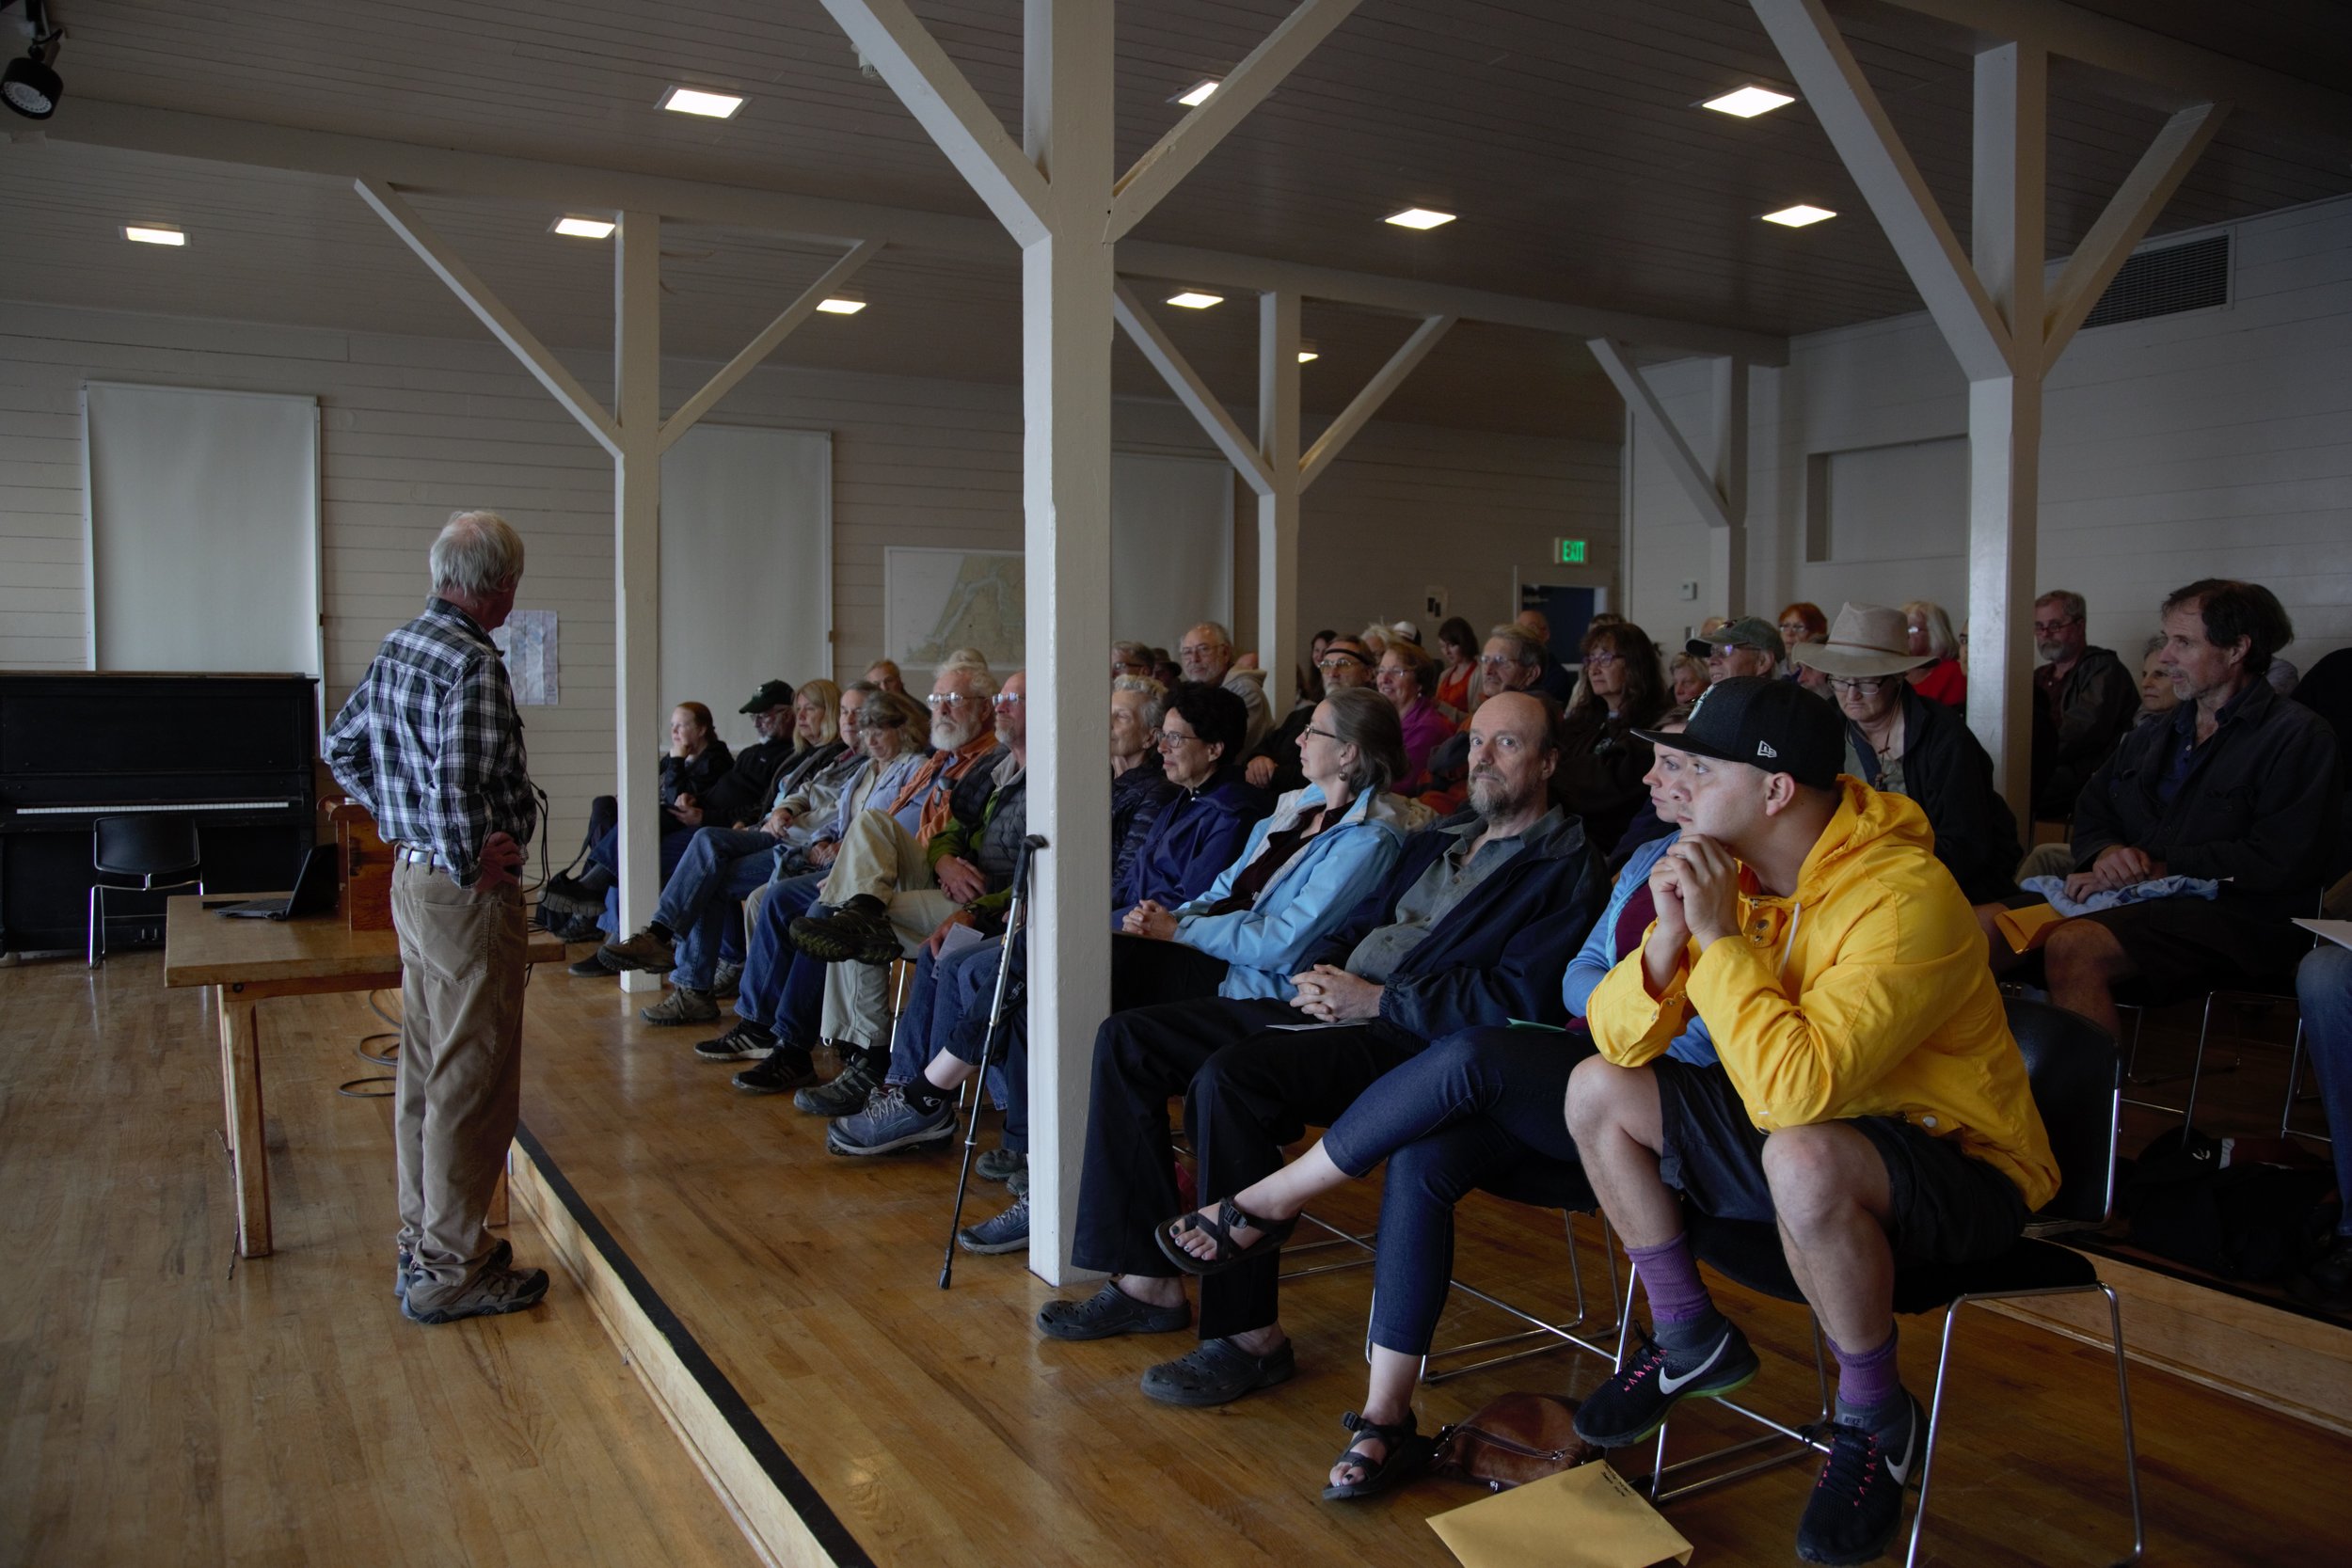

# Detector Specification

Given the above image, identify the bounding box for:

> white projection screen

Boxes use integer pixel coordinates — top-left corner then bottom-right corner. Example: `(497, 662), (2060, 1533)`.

(1111, 451), (1233, 653)
(660, 423), (833, 752)
(82, 383), (322, 677)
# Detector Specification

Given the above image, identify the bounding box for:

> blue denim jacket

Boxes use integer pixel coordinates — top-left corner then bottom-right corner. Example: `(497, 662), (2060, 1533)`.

(1562, 829), (1717, 1065)
(1174, 782), (1427, 1000)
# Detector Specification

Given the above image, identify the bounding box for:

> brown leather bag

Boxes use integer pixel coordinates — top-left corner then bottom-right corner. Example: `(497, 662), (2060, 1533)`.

(1428, 1392), (1601, 1492)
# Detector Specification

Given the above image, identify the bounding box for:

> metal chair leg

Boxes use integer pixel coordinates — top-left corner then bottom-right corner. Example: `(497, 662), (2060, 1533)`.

(1903, 1284), (2141, 1568)
(87, 883), (101, 967)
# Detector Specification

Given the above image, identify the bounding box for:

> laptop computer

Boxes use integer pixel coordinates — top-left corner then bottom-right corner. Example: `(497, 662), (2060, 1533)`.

(209, 844), (340, 921)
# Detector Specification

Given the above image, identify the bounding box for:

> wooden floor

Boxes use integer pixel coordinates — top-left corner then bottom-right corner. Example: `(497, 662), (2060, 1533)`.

(10, 948), (2352, 1566)
(0, 951), (756, 1568)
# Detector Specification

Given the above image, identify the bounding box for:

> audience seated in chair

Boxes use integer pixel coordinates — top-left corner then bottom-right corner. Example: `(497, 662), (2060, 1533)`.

(864, 659), (906, 696)
(1036, 690), (1602, 1417)
(548, 700), (736, 933)
(1109, 676), (1178, 886)
(1417, 624), (1547, 813)
(1515, 609), (1578, 705)
(2028, 590), (2140, 823)
(1558, 620), (1669, 853)
(1982, 579), (2342, 1041)
(566, 681), (847, 1007)
(1433, 615), (1479, 723)
(1563, 676), (2058, 1566)
(1777, 602), (1830, 697)
(1796, 603), (2022, 906)
(834, 684), (1279, 1250)
(1686, 617), (1785, 689)
(1901, 600), (1967, 711)
(1181, 620), (1274, 755)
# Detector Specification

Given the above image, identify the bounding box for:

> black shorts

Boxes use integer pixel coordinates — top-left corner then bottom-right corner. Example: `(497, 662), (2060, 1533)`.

(1650, 1059), (2028, 1267)
(2076, 897), (2305, 1006)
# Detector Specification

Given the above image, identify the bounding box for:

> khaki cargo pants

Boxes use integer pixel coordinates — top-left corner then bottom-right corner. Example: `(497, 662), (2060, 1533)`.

(391, 859), (528, 1307)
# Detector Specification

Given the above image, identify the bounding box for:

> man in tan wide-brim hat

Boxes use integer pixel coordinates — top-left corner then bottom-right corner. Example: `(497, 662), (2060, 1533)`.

(1790, 603), (1932, 681)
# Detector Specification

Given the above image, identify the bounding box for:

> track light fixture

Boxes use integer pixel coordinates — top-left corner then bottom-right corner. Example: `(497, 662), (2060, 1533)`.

(2, 0), (62, 121)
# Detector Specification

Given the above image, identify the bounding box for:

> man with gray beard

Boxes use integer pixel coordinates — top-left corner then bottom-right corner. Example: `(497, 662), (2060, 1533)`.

(2027, 589), (2138, 820)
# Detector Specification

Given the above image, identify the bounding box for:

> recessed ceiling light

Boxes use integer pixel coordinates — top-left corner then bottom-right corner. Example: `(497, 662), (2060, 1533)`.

(549, 215), (615, 239)
(1701, 85), (1796, 118)
(660, 86), (744, 119)
(1295, 342), (1319, 364)
(1761, 203), (1836, 227)
(123, 224), (184, 246)
(1384, 207), (1455, 230)
(1173, 79), (1218, 108)
(815, 297), (867, 315)
(1166, 291), (1224, 309)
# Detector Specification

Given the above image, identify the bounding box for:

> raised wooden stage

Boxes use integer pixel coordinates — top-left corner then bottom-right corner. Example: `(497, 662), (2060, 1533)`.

(8, 950), (2350, 1566)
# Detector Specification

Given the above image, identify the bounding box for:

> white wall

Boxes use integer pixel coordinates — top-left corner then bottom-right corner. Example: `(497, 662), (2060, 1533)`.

(0, 302), (1617, 848)
(1623, 194), (2352, 673)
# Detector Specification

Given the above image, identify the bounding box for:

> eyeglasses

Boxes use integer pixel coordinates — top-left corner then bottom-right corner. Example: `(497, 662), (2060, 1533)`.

(927, 692), (977, 708)
(1777, 624), (1810, 638)
(1155, 728), (1200, 750)
(992, 691), (1023, 707)
(1708, 642), (1762, 657)
(1177, 643), (1222, 659)
(1301, 725), (1343, 744)
(1477, 655), (1523, 669)
(2031, 618), (2080, 636)
(1582, 651), (1622, 667)
(1318, 653), (1366, 671)
(1829, 676), (1890, 695)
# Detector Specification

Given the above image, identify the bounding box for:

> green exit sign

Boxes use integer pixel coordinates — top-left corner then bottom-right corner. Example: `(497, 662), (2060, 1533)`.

(1555, 538), (1588, 564)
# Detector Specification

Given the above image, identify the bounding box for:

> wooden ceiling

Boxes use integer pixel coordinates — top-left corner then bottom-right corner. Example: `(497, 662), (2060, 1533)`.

(5, 0), (2347, 440)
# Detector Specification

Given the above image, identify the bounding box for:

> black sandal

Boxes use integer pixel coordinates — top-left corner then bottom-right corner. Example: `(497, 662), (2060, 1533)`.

(1322, 1410), (1434, 1502)
(1155, 1196), (1300, 1276)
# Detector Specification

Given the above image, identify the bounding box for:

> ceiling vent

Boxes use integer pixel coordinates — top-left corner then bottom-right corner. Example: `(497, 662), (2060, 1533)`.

(2081, 232), (2230, 330)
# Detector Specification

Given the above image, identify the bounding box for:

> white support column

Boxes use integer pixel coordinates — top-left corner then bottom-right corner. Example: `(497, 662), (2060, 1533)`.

(612, 212), (665, 990)
(1019, 0), (1116, 1285)
(1708, 356), (1750, 616)
(1257, 292), (1303, 721)
(1965, 42), (2047, 814)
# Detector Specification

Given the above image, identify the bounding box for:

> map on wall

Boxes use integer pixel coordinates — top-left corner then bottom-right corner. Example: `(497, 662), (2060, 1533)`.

(491, 609), (559, 705)
(884, 547), (1025, 672)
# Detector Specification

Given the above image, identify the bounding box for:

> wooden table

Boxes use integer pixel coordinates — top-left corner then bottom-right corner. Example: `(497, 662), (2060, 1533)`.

(163, 895), (564, 1258)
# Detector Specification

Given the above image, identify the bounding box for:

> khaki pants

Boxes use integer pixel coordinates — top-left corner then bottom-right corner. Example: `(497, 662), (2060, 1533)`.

(391, 860), (528, 1306)
(817, 810), (962, 1048)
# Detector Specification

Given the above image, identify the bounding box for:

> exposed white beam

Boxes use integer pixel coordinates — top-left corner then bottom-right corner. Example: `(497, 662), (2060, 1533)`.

(1708, 355), (1751, 614)
(1587, 340), (1736, 531)
(1258, 291), (1304, 721)
(1124, 241), (1787, 363)
(612, 212), (666, 994)
(1110, 281), (1276, 496)
(354, 178), (623, 458)
(815, 0), (1051, 248)
(1749, 0), (2011, 382)
(2042, 102), (2227, 362)
(1104, 0), (1360, 244)
(1298, 313), (1454, 491)
(659, 240), (882, 453)
(53, 100), (1787, 365)
(1872, 0), (2350, 150)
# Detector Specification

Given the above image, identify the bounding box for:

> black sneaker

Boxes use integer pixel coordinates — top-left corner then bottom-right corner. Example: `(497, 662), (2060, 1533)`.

(732, 1044), (818, 1094)
(1795, 1397), (1922, 1565)
(789, 900), (902, 965)
(566, 951), (617, 978)
(1571, 1323), (1761, 1449)
(694, 1019), (776, 1061)
(792, 1053), (882, 1117)
(2291, 1235), (2352, 1313)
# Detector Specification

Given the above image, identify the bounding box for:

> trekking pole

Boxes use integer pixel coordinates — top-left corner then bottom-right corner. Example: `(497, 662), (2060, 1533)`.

(941, 833), (1047, 1289)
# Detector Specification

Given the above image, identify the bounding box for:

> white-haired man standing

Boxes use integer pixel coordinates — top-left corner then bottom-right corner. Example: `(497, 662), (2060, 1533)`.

(326, 509), (547, 1324)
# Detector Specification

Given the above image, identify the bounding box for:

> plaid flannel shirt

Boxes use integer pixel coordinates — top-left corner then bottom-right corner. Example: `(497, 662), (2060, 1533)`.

(326, 597), (536, 886)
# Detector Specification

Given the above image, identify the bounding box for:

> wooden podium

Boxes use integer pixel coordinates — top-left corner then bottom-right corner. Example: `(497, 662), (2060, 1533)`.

(331, 802), (394, 932)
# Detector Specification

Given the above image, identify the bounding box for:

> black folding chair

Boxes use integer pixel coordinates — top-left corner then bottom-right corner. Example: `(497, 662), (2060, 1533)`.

(88, 815), (204, 965)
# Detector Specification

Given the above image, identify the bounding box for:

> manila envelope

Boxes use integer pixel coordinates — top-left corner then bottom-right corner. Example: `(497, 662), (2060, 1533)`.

(1428, 1462), (1693, 1568)
(1994, 900), (2068, 956)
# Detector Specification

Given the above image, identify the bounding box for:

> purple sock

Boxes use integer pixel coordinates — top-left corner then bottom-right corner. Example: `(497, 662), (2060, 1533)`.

(1628, 1236), (1715, 1326)
(1831, 1328), (1904, 1428)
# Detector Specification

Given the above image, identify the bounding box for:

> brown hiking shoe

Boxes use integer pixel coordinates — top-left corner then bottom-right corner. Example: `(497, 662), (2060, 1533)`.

(599, 925), (676, 973)
(401, 1262), (550, 1325)
(640, 986), (718, 1025)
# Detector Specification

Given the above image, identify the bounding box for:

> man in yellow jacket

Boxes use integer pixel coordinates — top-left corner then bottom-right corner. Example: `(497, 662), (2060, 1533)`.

(1565, 677), (2057, 1567)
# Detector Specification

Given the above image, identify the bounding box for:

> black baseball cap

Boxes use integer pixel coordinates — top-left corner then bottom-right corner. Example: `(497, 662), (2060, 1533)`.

(1634, 675), (1841, 789)
(739, 679), (795, 714)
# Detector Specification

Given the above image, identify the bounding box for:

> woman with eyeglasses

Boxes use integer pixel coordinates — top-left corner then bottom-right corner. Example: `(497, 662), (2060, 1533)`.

(1779, 601), (1834, 696)
(1555, 621), (1668, 851)
(1795, 602), (2020, 903)
(1117, 686), (1421, 1007)
(1375, 644), (1454, 792)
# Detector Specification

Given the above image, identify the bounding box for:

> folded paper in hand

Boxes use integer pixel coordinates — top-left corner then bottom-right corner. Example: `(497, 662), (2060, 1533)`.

(1428, 1462), (1693, 1568)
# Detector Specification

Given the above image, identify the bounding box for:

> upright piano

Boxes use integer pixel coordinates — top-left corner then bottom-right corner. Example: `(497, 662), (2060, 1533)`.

(0, 673), (318, 954)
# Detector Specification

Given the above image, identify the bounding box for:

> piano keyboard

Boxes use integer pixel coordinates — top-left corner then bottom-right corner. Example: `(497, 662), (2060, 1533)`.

(13, 800), (297, 816)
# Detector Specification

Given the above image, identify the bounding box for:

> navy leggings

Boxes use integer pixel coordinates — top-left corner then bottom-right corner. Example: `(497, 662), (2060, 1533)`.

(1319, 1026), (1596, 1355)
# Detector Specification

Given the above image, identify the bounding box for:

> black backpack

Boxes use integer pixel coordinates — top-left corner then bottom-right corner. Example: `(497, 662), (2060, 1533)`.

(2121, 1126), (2337, 1283)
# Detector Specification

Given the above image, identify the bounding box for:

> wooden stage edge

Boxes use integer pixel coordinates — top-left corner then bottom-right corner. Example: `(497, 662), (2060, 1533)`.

(509, 1123), (875, 1568)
